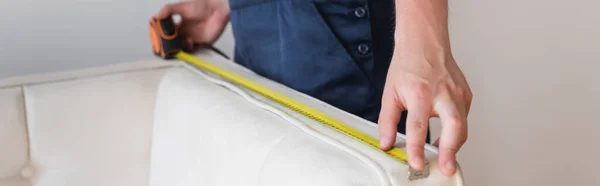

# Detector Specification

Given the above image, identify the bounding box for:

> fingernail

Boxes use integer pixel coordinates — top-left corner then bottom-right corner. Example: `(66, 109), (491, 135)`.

(413, 156), (424, 168)
(445, 161), (455, 171)
(379, 136), (389, 149)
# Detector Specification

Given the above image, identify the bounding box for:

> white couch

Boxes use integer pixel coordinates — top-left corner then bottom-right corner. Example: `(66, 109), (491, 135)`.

(0, 50), (464, 186)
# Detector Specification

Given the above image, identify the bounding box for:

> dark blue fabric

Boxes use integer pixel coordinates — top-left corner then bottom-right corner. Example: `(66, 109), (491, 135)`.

(229, 0), (425, 139)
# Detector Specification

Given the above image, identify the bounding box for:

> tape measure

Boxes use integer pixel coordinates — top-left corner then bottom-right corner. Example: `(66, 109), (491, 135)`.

(149, 15), (415, 167)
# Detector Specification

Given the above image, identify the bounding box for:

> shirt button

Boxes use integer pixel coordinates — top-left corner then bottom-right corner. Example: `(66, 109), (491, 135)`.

(357, 44), (370, 55)
(354, 7), (367, 18)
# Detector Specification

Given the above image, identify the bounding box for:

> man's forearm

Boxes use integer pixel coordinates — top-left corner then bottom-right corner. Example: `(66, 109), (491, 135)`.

(394, 0), (451, 57)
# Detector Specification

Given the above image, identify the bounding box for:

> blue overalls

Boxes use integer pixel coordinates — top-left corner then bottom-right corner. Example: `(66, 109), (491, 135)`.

(229, 0), (426, 140)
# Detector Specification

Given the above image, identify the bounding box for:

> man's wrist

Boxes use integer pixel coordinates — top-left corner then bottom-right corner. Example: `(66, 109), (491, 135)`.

(393, 0), (452, 61)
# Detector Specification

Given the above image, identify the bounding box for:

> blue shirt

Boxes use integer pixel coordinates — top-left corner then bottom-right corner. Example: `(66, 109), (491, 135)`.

(229, 0), (417, 136)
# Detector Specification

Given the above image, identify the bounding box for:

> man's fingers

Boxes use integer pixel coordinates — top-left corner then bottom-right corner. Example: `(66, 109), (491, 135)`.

(156, 1), (192, 19)
(183, 37), (195, 52)
(464, 98), (472, 116)
(435, 99), (467, 176)
(404, 90), (432, 170)
(378, 91), (404, 151)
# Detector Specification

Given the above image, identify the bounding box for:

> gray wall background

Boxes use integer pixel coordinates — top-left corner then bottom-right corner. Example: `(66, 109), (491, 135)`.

(0, 0), (235, 78)
(1, 0), (599, 185)
(444, 0), (599, 185)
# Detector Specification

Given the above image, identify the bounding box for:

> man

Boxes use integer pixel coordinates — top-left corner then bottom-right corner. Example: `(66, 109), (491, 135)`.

(155, 0), (472, 176)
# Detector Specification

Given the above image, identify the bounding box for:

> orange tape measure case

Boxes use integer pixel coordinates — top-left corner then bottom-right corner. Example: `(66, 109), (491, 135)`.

(149, 16), (183, 59)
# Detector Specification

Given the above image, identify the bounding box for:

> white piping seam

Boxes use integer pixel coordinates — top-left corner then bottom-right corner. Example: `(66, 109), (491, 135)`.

(21, 86), (37, 183)
(183, 65), (392, 186)
(0, 65), (180, 89)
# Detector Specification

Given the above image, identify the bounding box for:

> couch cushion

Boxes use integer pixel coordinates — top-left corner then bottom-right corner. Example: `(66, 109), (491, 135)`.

(149, 69), (381, 186)
(0, 87), (30, 186)
(22, 69), (168, 186)
(0, 178), (30, 186)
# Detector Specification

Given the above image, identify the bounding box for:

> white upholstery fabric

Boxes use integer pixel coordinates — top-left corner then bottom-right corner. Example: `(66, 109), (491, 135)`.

(0, 51), (464, 186)
(0, 88), (29, 185)
(149, 69), (380, 186)
(23, 70), (167, 186)
(0, 178), (30, 186)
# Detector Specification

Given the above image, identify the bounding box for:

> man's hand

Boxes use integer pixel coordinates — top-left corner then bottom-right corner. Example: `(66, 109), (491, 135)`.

(155, 0), (230, 52)
(379, 0), (472, 176)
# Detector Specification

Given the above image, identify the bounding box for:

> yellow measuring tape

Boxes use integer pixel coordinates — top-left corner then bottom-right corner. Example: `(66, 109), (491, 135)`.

(174, 51), (409, 163)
